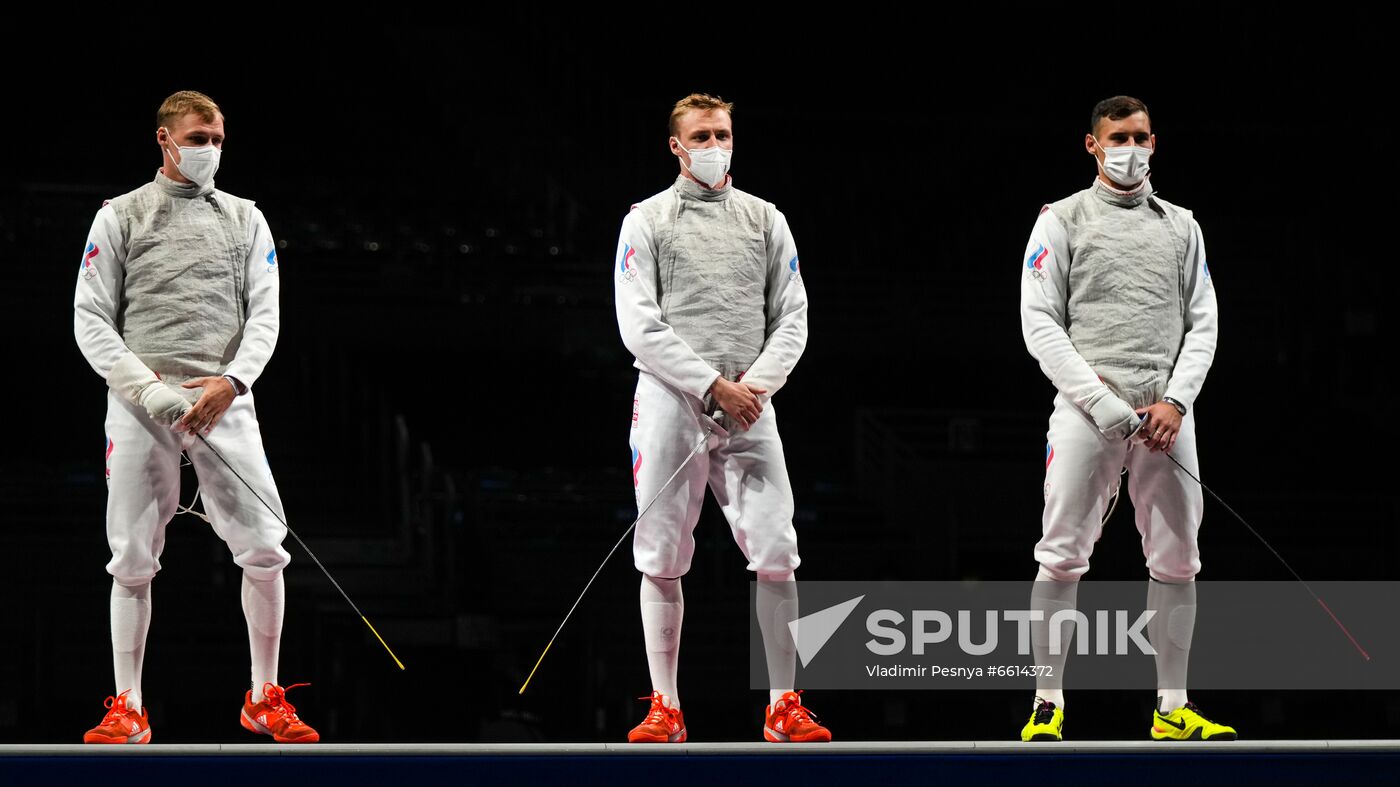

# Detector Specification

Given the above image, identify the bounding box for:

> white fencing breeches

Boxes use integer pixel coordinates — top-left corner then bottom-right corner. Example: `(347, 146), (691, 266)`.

(103, 390), (291, 585)
(629, 371), (800, 578)
(1035, 393), (1203, 582)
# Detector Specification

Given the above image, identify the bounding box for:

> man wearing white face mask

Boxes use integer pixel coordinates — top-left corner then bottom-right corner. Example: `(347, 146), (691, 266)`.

(614, 93), (828, 743)
(74, 91), (318, 744)
(1018, 96), (1234, 742)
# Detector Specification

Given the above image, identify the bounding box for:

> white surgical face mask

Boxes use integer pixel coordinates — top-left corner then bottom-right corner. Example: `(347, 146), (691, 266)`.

(1096, 140), (1152, 187)
(163, 127), (221, 186)
(676, 138), (731, 187)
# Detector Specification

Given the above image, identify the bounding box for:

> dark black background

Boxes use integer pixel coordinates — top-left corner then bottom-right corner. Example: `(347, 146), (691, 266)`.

(2, 14), (1395, 744)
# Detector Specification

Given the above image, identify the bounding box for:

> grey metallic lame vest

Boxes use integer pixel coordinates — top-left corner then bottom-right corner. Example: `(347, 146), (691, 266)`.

(1048, 180), (1193, 410)
(106, 171), (257, 383)
(634, 175), (776, 383)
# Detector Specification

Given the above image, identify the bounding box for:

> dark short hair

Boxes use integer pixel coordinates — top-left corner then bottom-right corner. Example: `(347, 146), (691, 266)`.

(1090, 96), (1149, 135)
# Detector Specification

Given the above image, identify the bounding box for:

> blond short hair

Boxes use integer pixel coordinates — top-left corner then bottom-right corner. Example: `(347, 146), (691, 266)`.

(669, 93), (734, 137)
(157, 90), (222, 130)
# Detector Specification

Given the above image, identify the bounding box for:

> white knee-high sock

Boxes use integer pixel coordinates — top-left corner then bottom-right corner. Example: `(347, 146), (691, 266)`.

(111, 580), (152, 712)
(243, 572), (285, 703)
(640, 574), (683, 710)
(1148, 578), (1195, 713)
(1030, 567), (1079, 709)
(756, 571), (797, 708)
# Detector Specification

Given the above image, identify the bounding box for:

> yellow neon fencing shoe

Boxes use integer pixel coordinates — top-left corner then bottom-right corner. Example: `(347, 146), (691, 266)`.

(1152, 701), (1237, 741)
(1021, 699), (1063, 742)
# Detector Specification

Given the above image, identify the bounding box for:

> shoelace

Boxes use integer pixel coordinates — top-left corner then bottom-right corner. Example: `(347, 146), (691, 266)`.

(1033, 701), (1057, 725)
(100, 690), (136, 724)
(1182, 702), (1214, 722)
(261, 682), (311, 723)
(776, 691), (819, 726)
(636, 692), (676, 726)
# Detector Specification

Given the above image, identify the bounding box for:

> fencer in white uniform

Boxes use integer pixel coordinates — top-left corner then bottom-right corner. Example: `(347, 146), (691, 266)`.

(74, 91), (317, 744)
(1018, 96), (1235, 742)
(613, 94), (828, 743)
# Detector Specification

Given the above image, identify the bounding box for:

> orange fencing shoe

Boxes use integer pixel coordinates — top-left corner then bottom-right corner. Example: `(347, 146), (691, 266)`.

(764, 691), (831, 742)
(628, 691), (687, 743)
(83, 690), (150, 744)
(240, 682), (320, 743)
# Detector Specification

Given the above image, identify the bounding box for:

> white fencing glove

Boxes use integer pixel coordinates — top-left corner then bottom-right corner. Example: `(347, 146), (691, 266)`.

(1087, 395), (1139, 441)
(107, 352), (191, 426)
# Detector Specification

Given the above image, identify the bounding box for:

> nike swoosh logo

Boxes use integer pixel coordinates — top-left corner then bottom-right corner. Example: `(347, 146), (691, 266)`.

(1157, 715), (1187, 730)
